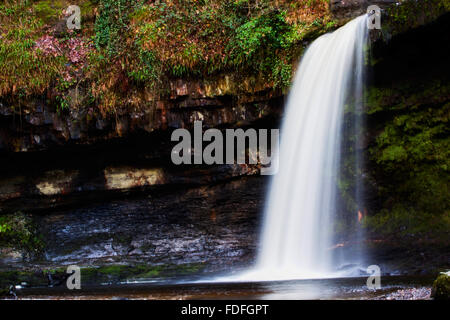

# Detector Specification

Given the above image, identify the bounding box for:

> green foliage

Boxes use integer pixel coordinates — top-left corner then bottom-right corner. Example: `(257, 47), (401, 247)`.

(128, 43), (161, 84)
(271, 58), (293, 88)
(385, 0), (450, 36)
(372, 105), (449, 172)
(227, 11), (286, 65)
(366, 83), (450, 235)
(364, 205), (420, 235)
(55, 76), (76, 111)
(128, 0), (332, 89)
(94, 0), (135, 57)
(0, 212), (44, 254)
(226, 10), (294, 87)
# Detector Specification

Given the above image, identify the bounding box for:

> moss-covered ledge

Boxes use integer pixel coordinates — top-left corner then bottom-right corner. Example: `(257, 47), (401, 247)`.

(0, 262), (206, 296)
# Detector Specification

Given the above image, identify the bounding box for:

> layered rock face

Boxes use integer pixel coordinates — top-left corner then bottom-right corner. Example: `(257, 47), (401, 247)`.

(1, 176), (266, 271)
(0, 74), (277, 273)
(0, 135), (262, 213)
(0, 76), (283, 153)
(0, 115), (269, 270)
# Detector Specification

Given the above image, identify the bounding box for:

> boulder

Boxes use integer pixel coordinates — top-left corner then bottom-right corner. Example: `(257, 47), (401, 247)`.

(431, 271), (450, 300)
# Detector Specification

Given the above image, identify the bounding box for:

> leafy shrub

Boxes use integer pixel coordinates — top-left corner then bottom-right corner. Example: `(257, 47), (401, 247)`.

(94, 0), (135, 57)
(0, 212), (43, 254)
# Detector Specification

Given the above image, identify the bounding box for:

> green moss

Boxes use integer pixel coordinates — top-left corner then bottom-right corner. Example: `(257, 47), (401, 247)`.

(96, 265), (124, 275)
(0, 212), (44, 255)
(379, 145), (408, 163)
(0, 270), (48, 289)
(79, 0), (96, 18)
(45, 267), (66, 274)
(0, 262), (206, 290)
(75, 263), (204, 284)
(94, 0), (132, 56)
(363, 77), (450, 236)
(33, 0), (96, 24)
(384, 0), (450, 38)
(33, 0), (67, 25)
(431, 272), (450, 300)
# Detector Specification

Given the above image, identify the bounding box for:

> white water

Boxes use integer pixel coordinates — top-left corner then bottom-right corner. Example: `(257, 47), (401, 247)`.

(218, 15), (369, 282)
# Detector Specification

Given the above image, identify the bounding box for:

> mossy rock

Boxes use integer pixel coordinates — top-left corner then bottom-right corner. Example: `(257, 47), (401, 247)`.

(431, 272), (450, 300)
(33, 0), (68, 25)
(0, 263), (206, 289)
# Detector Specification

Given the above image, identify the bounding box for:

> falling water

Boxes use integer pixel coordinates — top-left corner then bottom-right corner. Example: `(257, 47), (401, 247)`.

(244, 15), (369, 281)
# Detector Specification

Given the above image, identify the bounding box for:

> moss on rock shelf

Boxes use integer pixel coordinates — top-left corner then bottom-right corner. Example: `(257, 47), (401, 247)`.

(0, 263), (205, 292)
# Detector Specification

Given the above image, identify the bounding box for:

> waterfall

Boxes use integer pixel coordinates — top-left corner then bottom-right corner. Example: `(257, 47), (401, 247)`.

(248, 15), (369, 280)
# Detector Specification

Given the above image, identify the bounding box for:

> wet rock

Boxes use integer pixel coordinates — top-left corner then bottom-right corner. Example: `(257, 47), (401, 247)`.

(0, 176), (25, 202)
(96, 118), (110, 130)
(204, 76), (233, 97)
(0, 137), (261, 213)
(28, 113), (45, 126)
(114, 118), (129, 137)
(0, 248), (23, 264)
(330, 0), (367, 19)
(68, 121), (81, 140)
(0, 102), (12, 116)
(35, 170), (79, 196)
(3, 176), (265, 271)
(174, 80), (189, 97)
(372, 287), (431, 300)
(53, 18), (69, 38)
(0, 80), (282, 153)
(104, 167), (166, 190)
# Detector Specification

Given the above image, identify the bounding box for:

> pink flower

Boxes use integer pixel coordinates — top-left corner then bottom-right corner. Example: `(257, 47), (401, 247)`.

(34, 35), (62, 56)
